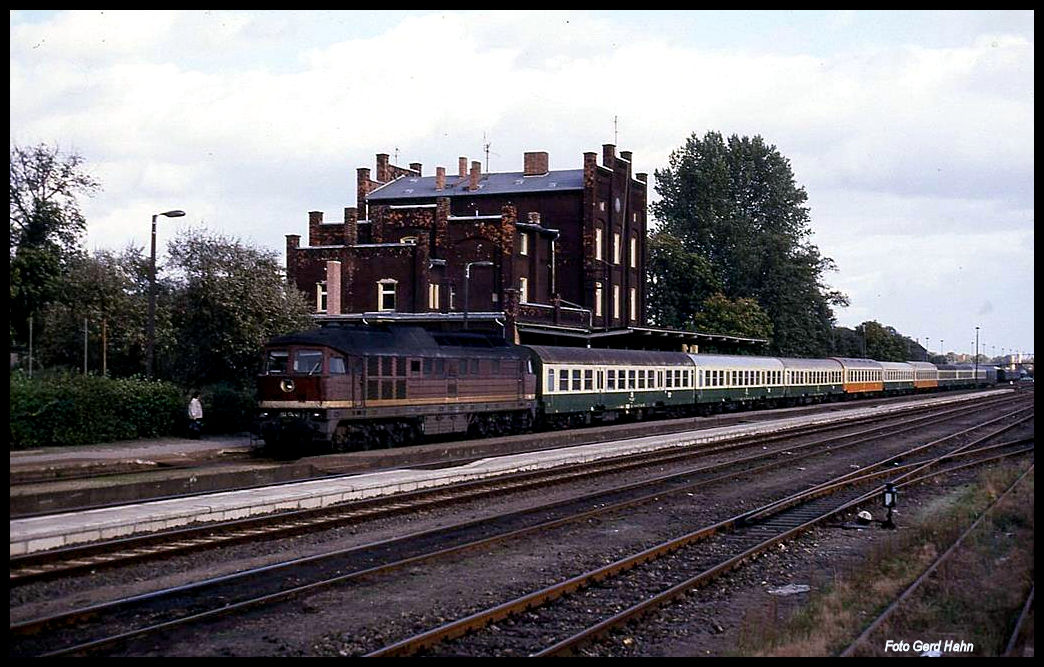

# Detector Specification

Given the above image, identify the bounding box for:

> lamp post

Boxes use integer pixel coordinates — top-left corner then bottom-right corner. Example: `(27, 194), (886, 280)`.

(146, 209), (186, 377)
(462, 261), (493, 330)
(974, 326), (980, 386)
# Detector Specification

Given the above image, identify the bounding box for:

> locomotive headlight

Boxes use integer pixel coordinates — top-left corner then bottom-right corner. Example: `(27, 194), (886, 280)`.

(311, 411), (325, 420)
(258, 411), (269, 419)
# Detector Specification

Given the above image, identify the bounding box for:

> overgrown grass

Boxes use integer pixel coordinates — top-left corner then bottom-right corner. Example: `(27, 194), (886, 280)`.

(737, 462), (1034, 657)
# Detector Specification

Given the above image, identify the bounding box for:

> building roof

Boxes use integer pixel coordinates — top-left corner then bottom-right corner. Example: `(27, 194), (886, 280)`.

(366, 168), (585, 201)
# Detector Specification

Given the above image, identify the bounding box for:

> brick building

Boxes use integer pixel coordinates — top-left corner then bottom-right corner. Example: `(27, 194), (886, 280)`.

(286, 145), (765, 352)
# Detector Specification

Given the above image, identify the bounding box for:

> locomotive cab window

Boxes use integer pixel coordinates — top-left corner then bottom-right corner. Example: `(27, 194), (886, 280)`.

(294, 349), (324, 375)
(329, 356), (347, 374)
(265, 350), (289, 375)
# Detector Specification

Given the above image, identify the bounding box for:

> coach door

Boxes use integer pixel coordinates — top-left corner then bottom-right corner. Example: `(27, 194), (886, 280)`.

(447, 359), (458, 399)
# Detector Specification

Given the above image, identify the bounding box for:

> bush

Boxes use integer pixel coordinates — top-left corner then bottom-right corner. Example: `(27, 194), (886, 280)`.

(10, 372), (184, 449)
(195, 382), (256, 435)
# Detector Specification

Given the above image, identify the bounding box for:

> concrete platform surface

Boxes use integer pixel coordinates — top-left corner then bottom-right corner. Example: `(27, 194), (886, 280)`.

(9, 389), (1007, 557)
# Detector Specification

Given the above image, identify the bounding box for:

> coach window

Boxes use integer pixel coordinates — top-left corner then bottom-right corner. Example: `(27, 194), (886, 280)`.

(572, 369), (582, 391)
(666, 371), (673, 389)
(608, 369), (616, 390)
(559, 369), (569, 391)
(638, 370), (646, 390)
(547, 369), (555, 392)
(584, 369), (593, 391)
(628, 369), (636, 389)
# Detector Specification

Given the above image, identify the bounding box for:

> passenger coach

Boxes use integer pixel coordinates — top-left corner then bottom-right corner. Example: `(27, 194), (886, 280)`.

(832, 357), (885, 396)
(688, 353), (787, 412)
(529, 346), (694, 427)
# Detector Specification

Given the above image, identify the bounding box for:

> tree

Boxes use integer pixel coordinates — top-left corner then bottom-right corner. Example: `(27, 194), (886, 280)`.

(163, 228), (314, 388)
(645, 231), (720, 330)
(650, 131), (848, 357)
(10, 143), (100, 345)
(34, 247), (152, 376)
(691, 293), (774, 342)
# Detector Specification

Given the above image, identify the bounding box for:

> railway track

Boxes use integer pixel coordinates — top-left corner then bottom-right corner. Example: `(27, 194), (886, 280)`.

(837, 463), (1034, 658)
(10, 393), (1021, 584)
(370, 435), (1033, 657)
(8, 395), (1031, 657)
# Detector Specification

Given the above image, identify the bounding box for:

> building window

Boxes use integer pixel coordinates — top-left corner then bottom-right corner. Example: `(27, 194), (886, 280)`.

(613, 285), (620, 319)
(377, 279), (397, 311)
(613, 232), (621, 264)
(316, 281), (327, 313)
(519, 232), (529, 256)
(400, 236), (418, 244)
(595, 227), (603, 261)
(630, 287), (637, 320)
(594, 282), (603, 317)
(630, 235), (637, 268)
(428, 282), (440, 310)
(519, 276), (529, 304)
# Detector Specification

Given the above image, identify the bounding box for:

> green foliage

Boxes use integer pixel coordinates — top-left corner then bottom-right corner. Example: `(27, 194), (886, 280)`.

(691, 293), (774, 341)
(10, 372), (184, 449)
(10, 143), (100, 345)
(650, 131), (848, 357)
(33, 247), (151, 375)
(645, 231), (721, 329)
(831, 321), (922, 361)
(163, 227), (314, 388)
(197, 382), (257, 435)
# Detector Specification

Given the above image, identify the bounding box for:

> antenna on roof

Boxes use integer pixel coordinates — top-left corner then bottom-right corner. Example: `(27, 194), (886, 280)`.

(483, 132), (499, 172)
(394, 147), (399, 164)
(614, 115), (618, 145)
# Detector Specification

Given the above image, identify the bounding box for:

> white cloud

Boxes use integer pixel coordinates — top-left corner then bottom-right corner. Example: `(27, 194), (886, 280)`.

(9, 10), (1034, 354)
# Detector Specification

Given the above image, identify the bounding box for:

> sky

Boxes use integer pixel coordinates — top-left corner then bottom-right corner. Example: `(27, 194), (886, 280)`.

(10, 10), (1035, 359)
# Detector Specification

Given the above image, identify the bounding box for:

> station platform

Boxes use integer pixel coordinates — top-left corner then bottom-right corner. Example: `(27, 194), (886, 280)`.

(9, 389), (1010, 557)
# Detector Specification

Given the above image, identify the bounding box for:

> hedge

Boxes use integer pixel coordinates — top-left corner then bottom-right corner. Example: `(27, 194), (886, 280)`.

(10, 373), (185, 449)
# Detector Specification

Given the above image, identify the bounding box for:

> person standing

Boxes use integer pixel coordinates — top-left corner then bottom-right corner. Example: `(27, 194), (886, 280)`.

(188, 391), (203, 438)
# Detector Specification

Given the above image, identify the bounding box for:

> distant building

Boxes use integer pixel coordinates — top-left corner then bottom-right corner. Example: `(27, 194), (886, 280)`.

(286, 145), (764, 352)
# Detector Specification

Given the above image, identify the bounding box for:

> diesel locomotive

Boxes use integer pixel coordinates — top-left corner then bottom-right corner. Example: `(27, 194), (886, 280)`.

(253, 324), (997, 457)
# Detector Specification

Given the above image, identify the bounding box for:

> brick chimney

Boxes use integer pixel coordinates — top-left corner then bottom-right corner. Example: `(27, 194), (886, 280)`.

(409, 162), (422, 175)
(602, 144), (615, 167)
(343, 207), (358, 245)
(523, 151), (549, 176)
(469, 160), (481, 191)
(459, 156), (468, 178)
(435, 166), (446, 191)
(308, 211), (323, 246)
(528, 212), (541, 224)
(326, 261), (341, 315)
(376, 153), (390, 182)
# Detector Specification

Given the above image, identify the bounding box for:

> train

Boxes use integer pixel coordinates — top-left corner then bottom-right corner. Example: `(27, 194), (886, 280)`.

(253, 324), (1000, 457)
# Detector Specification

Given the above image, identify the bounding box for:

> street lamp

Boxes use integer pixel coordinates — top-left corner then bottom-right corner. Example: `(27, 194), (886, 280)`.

(146, 209), (186, 377)
(462, 261), (493, 330)
(974, 326), (980, 386)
